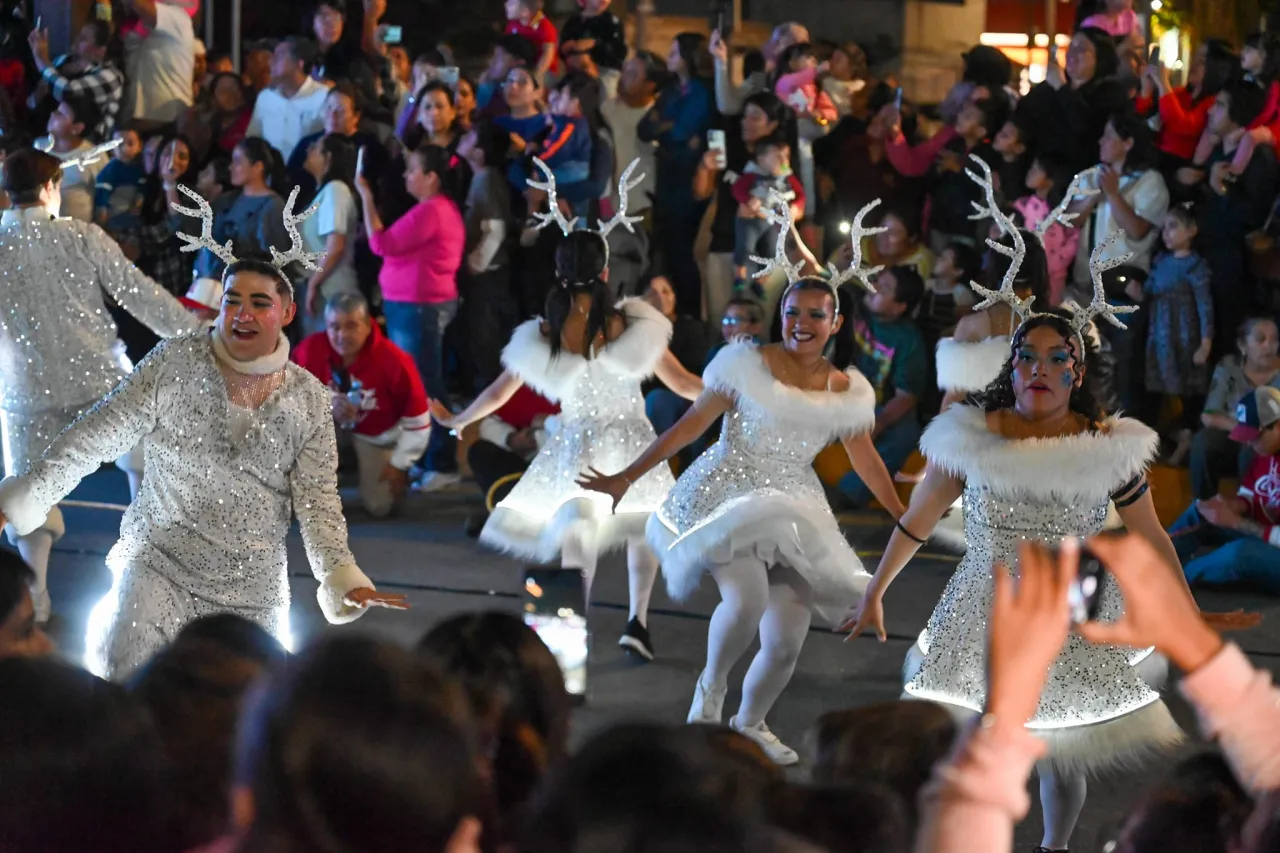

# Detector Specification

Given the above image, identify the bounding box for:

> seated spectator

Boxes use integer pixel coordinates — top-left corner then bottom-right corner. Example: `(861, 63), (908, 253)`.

(0, 548), (53, 659)
(299, 134), (360, 333)
(26, 19), (123, 141)
(918, 239), (980, 345)
(732, 137), (805, 295)
(130, 133), (200, 297)
(462, 386), (559, 537)
(227, 636), (484, 852)
(247, 37), (328, 165)
(864, 202), (933, 285)
(37, 95), (106, 222)
(192, 138), (289, 282)
(836, 266), (928, 507)
(128, 616), (283, 851)
(1138, 39), (1236, 174)
(1170, 387), (1280, 594)
(184, 71), (252, 168)
(94, 125), (148, 237)
(0, 656), (167, 852)
(120, 0), (196, 133)
(293, 293), (431, 518)
(505, 0), (559, 79)
(559, 0), (627, 96)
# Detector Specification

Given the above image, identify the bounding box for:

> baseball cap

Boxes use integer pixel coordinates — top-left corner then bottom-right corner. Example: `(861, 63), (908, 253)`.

(181, 277), (222, 312)
(1230, 386), (1280, 442)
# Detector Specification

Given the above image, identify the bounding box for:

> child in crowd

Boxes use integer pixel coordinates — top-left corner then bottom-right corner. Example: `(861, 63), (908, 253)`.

(731, 138), (805, 294)
(1014, 152), (1080, 305)
(774, 43), (838, 127)
(917, 240), (980, 344)
(990, 116), (1031, 201)
(37, 95), (105, 222)
(517, 73), (597, 243)
(93, 125), (146, 237)
(923, 94), (1009, 253)
(821, 41), (869, 118)
(1195, 32), (1280, 179)
(1127, 204), (1214, 464)
(559, 0), (626, 96)
(1079, 0), (1143, 46)
(505, 0), (559, 79)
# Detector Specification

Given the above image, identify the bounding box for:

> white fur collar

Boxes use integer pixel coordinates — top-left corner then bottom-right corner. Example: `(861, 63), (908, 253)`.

(704, 341), (876, 437)
(0, 206), (58, 227)
(935, 336), (1009, 393)
(211, 329), (290, 375)
(500, 297), (673, 402)
(920, 405), (1159, 501)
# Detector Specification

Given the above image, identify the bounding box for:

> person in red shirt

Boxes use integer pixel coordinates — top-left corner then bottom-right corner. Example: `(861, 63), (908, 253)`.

(293, 292), (430, 518)
(1170, 385), (1280, 594)
(504, 0), (559, 79)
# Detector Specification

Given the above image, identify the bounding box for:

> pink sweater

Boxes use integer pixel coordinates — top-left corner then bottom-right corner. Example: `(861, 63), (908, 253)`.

(368, 194), (465, 304)
(1014, 194), (1080, 306)
(916, 643), (1280, 853)
(775, 67), (839, 124)
(1079, 8), (1140, 39)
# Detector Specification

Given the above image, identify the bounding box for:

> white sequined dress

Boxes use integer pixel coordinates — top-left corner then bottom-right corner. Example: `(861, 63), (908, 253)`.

(0, 207), (197, 490)
(0, 330), (374, 678)
(648, 342), (876, 624)
(480, 298), (676, 562)
(905, 405), (1182, 774)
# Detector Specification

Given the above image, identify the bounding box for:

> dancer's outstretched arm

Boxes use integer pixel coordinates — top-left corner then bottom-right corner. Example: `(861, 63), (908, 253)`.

(577, 390), (733, 510)
(654, 350), (704, 401)
(429, 371), (524, 433)
(841, 432), (906, 519)
(837, 461), (963, 641)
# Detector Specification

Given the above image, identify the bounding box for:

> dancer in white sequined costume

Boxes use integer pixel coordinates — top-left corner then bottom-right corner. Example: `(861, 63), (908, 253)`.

(843, 175), (1204, 849)
(0, 148), (199, 623)
(581, 198), (905, 765)
(432, 159), (701, 662)
(0, 186), (407, 678)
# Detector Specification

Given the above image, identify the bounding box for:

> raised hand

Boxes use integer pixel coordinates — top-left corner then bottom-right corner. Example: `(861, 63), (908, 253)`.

(575, 466), (630, 514)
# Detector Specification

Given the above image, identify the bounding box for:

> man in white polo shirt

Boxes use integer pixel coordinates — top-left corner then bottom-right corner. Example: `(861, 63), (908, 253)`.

(248, 36), (331, 161)
(121, 0), (196, 131)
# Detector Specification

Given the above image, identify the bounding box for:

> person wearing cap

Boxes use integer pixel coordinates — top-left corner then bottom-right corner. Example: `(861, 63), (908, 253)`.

(1168, 385), (1280, 594)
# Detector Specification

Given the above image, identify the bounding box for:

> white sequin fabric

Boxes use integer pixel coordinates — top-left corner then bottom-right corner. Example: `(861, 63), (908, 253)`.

(0, 330), (373, 679)
(480, 298), (676, 561)
(906, 405), (1182, 774)
(648, 342), (877, 625)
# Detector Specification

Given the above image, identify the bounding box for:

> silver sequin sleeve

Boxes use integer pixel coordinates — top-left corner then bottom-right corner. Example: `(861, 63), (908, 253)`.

(83, 222), (200, 341)
(288, 390), (374, 624)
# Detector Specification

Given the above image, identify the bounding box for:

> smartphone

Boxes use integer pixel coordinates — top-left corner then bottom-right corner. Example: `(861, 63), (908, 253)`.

(356, 146), (365, 177)
(34, 15), (41, 30)
(383, 25), (402, 45)
(707, 128), (727, 169)
(893, 86), (903, 111)
(523, 567), (588, 702)
(1150, 44), (1161, 66)
(436, 66), (461, 87)
(1060, 539), (1107, 625)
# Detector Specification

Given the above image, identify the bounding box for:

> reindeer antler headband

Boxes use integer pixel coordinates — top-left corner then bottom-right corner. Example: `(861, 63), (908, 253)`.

(172, 185), (325, 295)
(527, 157), (644, 272)
(751, 191), (886, 312)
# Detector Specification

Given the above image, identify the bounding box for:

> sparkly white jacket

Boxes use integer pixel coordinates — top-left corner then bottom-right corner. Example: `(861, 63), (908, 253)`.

(0, 207), (198, 415)
(0, 331), (374, 624)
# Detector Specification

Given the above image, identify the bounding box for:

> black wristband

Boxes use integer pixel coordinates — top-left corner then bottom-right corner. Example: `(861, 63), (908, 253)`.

(1112, 480), (1150, 509)
(896, 519), (927, 545)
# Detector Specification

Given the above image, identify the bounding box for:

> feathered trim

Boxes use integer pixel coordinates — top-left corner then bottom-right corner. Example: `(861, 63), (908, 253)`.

(704, 341), (877, 439)
(499, 298), (673, 403)
(935, 336), (1009, 393)
(919, 405), (1159, 502)
(481, 497), (649, 562)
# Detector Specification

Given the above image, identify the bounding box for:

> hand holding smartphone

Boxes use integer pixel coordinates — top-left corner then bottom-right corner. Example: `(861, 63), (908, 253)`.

(356, 146), (366, 178)
(707, 129), (727, 170)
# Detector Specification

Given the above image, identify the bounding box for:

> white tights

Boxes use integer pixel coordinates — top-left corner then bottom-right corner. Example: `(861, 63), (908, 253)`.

(560, 526), (661, 626)
(1038, 766), (1087, 850)
(703, 553), (812, 726)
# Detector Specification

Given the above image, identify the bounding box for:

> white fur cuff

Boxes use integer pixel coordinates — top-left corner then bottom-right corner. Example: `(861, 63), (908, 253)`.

(317, 562), (375, 625)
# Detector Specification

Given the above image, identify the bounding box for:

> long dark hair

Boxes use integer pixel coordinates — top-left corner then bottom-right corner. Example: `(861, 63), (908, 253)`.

(236, 136), (286, 191)
(412, 143), (466, 206)
(966, 310), (1107, 427)
(1107, 107), (1159, 174)
(546, 231), (619, 360)
(318, 133), (357, 193)
(983, 228), (1051, 309)
(1194, 38), (1239, 104)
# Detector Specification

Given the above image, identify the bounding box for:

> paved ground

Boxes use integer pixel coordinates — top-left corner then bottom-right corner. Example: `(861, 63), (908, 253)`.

(42, 467), (1280, 851)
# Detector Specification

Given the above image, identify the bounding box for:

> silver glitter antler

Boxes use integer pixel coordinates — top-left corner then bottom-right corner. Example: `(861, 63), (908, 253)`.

(172, 184), (237, 267)
(270, 186), (326, 274)
(749, 190), (805, 285)
(1032, 167), (1098, 242)
(596, 158), (644, 238)
(826, 199), (885, 294)
(60, 138), (123, 172)
(965, 154), (1034, 319)
(1062, 229), (1138, 332)
(527, 157), (580, 236)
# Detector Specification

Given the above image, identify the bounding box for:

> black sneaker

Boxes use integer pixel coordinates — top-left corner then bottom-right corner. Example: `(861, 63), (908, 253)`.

(618, 618), (654, 662)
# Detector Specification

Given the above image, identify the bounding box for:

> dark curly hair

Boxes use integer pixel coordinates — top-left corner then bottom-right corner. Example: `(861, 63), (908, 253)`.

(965, 310), (1107, 428)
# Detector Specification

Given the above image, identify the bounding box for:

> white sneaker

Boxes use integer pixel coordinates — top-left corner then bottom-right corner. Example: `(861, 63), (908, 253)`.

(730, 716), (799, 766)
(414, 471), (462, 492)
(686, 673), (727, 724)
(31, 587), (51, 624)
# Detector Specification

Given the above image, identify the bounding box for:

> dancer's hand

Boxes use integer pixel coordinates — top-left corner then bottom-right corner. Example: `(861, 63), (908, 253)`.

(984, 541), (1075, 725)
(838, 592), (886, 642)
(1077, 533), (1227, 673)
(429, 399), (459, 430)
(343, 587), (410, 610)
(575, 467), (630, 513)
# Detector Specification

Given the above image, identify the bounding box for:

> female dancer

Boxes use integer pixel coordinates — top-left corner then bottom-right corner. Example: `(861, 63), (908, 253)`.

(580, 199), (905, 765)
(843, 217), (1255, 849)
(432, 160), (701, 663)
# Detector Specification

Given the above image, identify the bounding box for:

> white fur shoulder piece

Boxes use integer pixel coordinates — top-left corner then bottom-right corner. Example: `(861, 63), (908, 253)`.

(935, 336), (1009, 393)
(499, 298), (674, 402)
(705, 341), (876, 438)
(920, 405), (1159, 501)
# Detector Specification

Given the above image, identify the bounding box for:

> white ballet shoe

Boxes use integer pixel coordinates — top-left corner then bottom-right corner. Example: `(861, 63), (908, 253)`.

(687, 673), (727, 724)
(730, 716), (799, 766)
